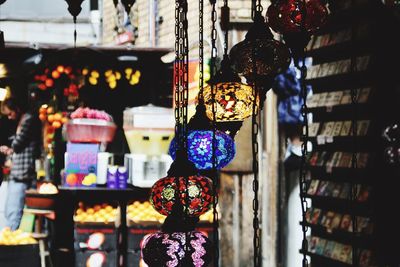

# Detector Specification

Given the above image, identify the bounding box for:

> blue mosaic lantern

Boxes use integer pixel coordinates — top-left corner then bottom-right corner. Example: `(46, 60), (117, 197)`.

(169, 130), (236, 170)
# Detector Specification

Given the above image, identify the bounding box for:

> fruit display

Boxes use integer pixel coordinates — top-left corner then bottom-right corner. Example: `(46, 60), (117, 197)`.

(38, 182), (58, 194)
(74, 203), (119, 224)
(127, 201), (165, 224)
(66, 108), (116, 143)
(70, 107), (113, 122)
(39, 104), (69, 129)
(0, 228), (37, 246)
(127, 201), (215, 224)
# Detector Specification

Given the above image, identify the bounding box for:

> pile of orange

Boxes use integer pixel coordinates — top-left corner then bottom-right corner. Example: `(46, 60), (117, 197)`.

(38, 105), (68, 129)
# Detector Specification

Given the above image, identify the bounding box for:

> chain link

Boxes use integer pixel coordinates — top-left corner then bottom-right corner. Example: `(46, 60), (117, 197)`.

(174, 0), (180, 144)
(198, 0), (204, 99)
(298, 1), (310, 266)
(210, 1), (220, 266)
(251, 25), (261, 267)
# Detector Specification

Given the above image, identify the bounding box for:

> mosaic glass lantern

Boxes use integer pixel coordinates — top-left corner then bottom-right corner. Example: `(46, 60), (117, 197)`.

(169, 130), (236, 170)
(141, 231), (212, 267)
(150, 175), (213, 217)
(203, 55), (258, 122)
(266, 0), (328, 34)
(229, 12), (291, 79)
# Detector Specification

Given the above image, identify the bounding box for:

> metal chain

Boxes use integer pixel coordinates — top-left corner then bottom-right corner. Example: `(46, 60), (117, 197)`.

(210, 0), (220, 266)
(251, 43), (261, 267)
(182, 0), (189, 148)
(174, 0), (181, 147)
(350, 0), (359, 265)
(198, 0), (204, 99)
(298, 1), (310, 266)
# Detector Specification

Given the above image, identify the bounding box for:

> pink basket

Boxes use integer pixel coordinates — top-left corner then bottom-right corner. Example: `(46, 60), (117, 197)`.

(66, 119), (117, 143)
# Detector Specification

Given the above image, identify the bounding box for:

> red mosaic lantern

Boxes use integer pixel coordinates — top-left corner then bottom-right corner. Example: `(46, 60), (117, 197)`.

(150, 175), (213, 217)
(266, 0), (328, 34)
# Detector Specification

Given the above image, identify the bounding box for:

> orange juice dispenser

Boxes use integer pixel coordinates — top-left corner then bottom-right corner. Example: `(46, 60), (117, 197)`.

(123, 104), (175, 155)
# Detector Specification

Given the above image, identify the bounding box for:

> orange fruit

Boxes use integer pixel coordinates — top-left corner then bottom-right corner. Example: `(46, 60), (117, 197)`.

(47, 114), (54, 123)
(47, 107), (54, 114)
(53, 113), (62, 121)
(66, 173), (78, 186)
(39, 114), (47, 121)
(52, 121), (62, 129)
(61, 117), (68, 124)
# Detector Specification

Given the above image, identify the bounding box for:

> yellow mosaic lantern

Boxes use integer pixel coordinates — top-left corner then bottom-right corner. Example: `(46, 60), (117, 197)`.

(202, 56), (258, 122)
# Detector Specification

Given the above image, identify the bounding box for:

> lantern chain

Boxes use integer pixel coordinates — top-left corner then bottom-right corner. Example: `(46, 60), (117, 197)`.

(299, 58), (310, 267)
(174, 0), (181, 147)
(251, 44), (261, 266)
(298, 1), (310, 266)
(198, 0), (204, 99)
(210, 0), (220, 266)
(350, 0), (359, 264)
(181, 0), (189, 148)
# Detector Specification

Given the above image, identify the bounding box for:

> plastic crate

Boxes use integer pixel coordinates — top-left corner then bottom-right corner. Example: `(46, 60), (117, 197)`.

(74, 223), (118, 251)
(75, 250), (117, 267)
(0, 244), (40, 267)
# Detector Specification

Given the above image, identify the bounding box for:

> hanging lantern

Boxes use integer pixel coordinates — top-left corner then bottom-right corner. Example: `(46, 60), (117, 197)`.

(169, 130), (235, 170)
(229, 12), (291, 79)
(150, 175), (213, 217)
(203, 55), (258, 122)
(169, 102), (236, 169)
(141, 231), (212, 267)
(266, 0), (328, 35)
(266, 0), (328, 56)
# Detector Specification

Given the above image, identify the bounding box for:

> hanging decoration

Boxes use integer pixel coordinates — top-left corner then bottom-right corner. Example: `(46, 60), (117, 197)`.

(143, 0), (214, 266)
(266, 0), (328, 59)
(203, 76), (256, 122)
(150, 175), (213, 217)
(266, 0), (328, 34)
(168, 129), (236, 170)
(204, 0), (258, 123)
(141, 231), (213, 267)
(64, 0), (85, 46)
(169, 103), (236, 170)
(229, 9), (290, 81)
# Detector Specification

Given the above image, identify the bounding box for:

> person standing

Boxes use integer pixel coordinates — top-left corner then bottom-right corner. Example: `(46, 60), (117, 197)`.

(0, 97), (42, 230)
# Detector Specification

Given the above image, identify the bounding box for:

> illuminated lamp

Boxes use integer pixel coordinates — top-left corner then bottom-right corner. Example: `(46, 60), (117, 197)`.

(169, 103), (236, 169)
(141, 231), (212, 267)
(150, 175), (212, 217)
(150, 151), (213, 217)
(203, 55), (257, 123)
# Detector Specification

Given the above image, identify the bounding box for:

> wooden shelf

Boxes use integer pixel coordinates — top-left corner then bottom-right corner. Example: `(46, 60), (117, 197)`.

(306, 39), (372, 64)
(308, 103), (373, 121)
(307, 166), (371, 185)
(308, 136), (373, 153)
(302, 194), (371, 217)
(299, 250), (352, 267)
(301, 222), (373, 248)
(306, 71), (370, 90)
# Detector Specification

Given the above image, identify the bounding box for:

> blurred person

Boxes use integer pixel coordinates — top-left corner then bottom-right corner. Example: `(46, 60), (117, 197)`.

(0, 97), (42, 230)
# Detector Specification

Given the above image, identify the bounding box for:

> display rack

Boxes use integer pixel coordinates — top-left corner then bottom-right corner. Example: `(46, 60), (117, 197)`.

(301, 1), (385, 266)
